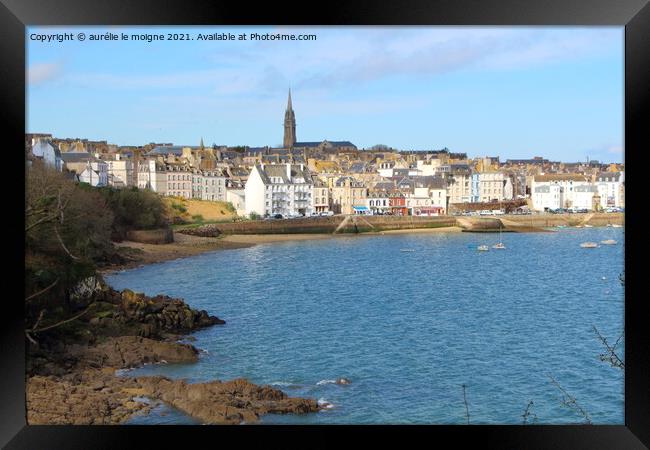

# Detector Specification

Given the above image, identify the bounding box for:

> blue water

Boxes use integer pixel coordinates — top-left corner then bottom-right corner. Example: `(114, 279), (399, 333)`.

(106, 227), (624, 425)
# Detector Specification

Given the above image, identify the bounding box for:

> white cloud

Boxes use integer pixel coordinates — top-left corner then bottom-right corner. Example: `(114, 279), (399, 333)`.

(28, 62), (63, 85)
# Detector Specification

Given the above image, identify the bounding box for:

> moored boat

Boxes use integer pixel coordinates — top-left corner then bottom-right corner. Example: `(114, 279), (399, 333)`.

(580, 242), (599, 248)
(600, 239), (617, 245)
(477, 245), (489, 251)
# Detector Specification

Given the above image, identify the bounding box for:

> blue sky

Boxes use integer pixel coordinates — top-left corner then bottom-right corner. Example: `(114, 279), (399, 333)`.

(27, 26), (623, 162)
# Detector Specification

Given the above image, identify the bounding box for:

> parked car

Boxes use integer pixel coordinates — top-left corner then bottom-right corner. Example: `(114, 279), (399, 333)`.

(320, 211), (334, 216)
(273, 214), (283, 219)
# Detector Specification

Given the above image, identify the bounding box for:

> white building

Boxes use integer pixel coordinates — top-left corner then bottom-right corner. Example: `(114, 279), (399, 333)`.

(31, 138), (63, 171)
(572, 184), (600, 210)
(478, 172), (508, 202)
(532, 184), (563, 211)
(226, 188), (246, 216)
(531, 174), (593, 211)
(245, 163), (314, 218)
(137, 159), (168, 195)
(416, 158), (443, 177)
(366, 192), (391, 214)
(78, 160), (108, 187)
(595, 172), (624, 208)
(106, 154), (134, 188)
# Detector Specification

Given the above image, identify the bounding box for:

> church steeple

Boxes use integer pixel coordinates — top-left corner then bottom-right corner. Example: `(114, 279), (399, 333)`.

(283, 89), (296, 149)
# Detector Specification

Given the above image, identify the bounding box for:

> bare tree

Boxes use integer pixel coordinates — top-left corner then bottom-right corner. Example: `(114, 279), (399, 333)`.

(548, 375), (592, 424)
(592, 326), (624, 370)
(461, 384), (470, 425)
(522, 400), (537, 425)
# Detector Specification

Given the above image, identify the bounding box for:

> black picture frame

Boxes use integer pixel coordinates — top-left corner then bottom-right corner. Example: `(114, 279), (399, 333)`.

(3, 0), (649, 448)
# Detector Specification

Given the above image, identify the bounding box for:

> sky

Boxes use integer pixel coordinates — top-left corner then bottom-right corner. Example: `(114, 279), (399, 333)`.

(27, 26), (624, 163)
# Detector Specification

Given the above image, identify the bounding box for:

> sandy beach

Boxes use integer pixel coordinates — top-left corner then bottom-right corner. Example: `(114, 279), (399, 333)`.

(102, 226), (463, 273)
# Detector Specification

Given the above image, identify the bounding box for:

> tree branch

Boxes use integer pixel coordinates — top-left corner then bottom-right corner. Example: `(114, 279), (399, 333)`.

(53, 224), (80, 260)
(548, 374), (592, 424)
(25, 213), (58, 232)
(593, 325), (625, 370)
(25, 278), (59, 302)
(462, 384), (470, 425)
(31, 302), (94, 334)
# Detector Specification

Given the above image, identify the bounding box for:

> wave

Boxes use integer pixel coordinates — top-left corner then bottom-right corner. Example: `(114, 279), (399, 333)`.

(269, 381), (293, 387)
(318, 398), (334, 409)
(316, 379), (337, 386)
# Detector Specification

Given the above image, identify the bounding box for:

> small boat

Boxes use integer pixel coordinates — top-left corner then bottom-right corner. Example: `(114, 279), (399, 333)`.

(606, 224), (613, 227)
(600, 239), (617, 245)
(400, 249), (415, 252)
(584, 224), (593, 228)
(477, 245), (489, 251)
(580, 242), (599, 248)
(492, 224), (506, 249)
(575, 225), (584, 228)
(556, 225), (567, 229)
(612, 224), (623, 228)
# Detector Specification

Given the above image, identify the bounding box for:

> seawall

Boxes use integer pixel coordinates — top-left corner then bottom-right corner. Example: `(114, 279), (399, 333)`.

(180, 215), (456, 236)
(178, 213), (624, 237)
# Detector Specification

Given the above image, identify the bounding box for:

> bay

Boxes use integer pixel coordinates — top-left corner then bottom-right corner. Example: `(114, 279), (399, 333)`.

(106, 227), (624, 425)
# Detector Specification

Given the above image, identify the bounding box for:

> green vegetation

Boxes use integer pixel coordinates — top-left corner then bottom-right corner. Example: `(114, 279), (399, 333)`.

(171, 201), (187, 213)
(25, 163), (169, 331)
(90, 185), (169, 240)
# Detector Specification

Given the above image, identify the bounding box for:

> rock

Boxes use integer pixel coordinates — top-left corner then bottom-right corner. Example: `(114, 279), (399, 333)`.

(335, 378), (351, 385)
(136, 377), (319, 425)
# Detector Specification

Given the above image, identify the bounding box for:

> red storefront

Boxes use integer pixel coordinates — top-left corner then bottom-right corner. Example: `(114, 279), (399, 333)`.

(389, 195), (408, 216)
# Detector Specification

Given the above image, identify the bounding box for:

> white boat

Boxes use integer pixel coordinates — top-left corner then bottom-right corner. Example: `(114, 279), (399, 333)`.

(606, 224), (613, 227)
(600, 239), (617, 245)
(612, 224), (623, 228)
(584, 224), (593, 228)
(492, 224), (506, 249)
(580, 242), (599, 248)
(477, 245), (489, 251)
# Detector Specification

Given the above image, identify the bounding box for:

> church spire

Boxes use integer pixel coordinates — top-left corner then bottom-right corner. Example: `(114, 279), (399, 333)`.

(283, 88), (296, 149)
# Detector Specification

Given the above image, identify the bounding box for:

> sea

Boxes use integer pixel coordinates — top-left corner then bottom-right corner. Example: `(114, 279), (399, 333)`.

(106, 227), (625, 425)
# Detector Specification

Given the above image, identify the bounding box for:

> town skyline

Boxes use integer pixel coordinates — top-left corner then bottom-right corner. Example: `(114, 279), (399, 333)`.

(28, 26), (623, 162)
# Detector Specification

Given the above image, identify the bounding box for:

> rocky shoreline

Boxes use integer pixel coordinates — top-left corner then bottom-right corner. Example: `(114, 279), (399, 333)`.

(26, 285), (320, 425)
